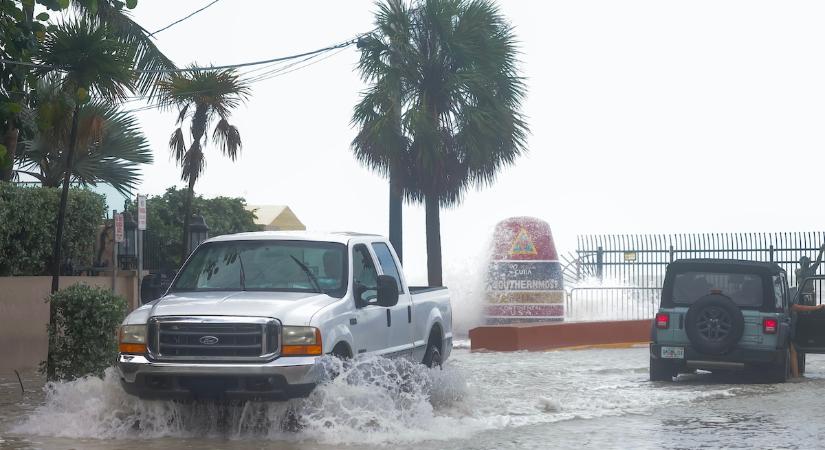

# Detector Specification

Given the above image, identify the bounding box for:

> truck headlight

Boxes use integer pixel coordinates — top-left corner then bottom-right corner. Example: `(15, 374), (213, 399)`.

(119, 324), (147, 354)
(281, 326), (322, 356)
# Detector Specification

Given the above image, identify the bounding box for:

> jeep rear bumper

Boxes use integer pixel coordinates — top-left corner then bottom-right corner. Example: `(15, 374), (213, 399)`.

(650, 343), (785, 370)
(117, 354), (321, 401)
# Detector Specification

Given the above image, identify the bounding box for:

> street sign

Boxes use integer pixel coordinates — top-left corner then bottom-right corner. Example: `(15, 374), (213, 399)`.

(115, 213), (124, 243)
(137, 194), (147, 230)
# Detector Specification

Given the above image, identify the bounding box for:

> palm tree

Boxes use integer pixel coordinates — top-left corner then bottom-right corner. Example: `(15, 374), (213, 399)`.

(157, 67), (250, 263)
(36, 18), (136, 380)
(16, 77), (152, 195)
(354, 0), (528, 286)
(352, 0), (412, 264)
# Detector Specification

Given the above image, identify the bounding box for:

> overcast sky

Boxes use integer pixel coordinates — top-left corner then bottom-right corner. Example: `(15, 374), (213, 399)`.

(122, 0), (825, 284)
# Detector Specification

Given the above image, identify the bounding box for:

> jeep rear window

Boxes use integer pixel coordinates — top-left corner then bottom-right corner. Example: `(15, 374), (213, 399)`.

(672, 272), (763, 307)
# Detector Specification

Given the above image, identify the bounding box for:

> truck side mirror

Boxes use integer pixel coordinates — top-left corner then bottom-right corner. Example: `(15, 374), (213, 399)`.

(376, 275), (399, 307)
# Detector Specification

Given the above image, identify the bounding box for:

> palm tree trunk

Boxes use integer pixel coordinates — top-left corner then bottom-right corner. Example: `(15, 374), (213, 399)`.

(425, 193), (442, 287)
(180, 174), (197, 264)
(0, 123), (18, 181)
(389, 171), (403, 263)
(48, 103), (80, 380)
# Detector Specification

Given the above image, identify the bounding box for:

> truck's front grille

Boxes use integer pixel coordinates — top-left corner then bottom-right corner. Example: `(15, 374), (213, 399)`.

(149, 317), (279, 361)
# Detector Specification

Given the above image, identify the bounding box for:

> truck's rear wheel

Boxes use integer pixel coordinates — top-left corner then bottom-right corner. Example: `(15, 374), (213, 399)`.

(424, 344), (442, 369)
(422, 326), (443, 369)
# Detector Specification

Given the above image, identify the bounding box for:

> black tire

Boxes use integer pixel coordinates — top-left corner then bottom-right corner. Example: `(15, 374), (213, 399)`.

(650, 356), (675, 382)
(766, 347), (790, 383)
(798, 351), (806, 375)
(423, 344), (442, 369)
(685, 294), (745, 355)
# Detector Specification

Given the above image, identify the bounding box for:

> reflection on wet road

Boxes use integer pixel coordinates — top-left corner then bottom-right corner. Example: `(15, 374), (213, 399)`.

(2, 346), (824, 449)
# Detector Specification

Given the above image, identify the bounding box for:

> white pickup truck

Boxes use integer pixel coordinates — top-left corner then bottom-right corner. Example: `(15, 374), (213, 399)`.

(116, 231), (452, 401)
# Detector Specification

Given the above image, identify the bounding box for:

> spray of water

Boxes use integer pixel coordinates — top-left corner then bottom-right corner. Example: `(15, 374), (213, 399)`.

(11, 356), (478, 445)
(443, 227), (495, 336)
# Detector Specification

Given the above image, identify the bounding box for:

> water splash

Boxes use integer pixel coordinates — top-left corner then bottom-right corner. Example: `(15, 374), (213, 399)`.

(11, 356), (477, 445)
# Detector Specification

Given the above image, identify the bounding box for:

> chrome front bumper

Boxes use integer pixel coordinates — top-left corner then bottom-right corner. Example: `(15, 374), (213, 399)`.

(117, 354), (321, 400)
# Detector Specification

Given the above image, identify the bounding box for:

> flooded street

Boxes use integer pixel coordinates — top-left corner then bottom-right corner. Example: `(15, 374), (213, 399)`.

(2, 346), (824, 449)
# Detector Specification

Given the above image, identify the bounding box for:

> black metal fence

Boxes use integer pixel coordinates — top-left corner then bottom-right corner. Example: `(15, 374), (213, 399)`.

(563, 232), (825, 321)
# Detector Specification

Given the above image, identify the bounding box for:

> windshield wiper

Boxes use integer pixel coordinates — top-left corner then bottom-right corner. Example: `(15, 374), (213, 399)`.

(290, 255), (324, 294)
(237, 251), (247, 291)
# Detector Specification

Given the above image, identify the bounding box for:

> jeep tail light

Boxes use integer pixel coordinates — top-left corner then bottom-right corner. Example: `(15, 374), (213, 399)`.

(763, 318), (778, 334)
(655, 312), (670, 329)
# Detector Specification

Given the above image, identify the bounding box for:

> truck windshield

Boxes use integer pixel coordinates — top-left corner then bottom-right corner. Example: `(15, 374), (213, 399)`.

(671, 271), (763, 307)
(171, 240), (348, 297)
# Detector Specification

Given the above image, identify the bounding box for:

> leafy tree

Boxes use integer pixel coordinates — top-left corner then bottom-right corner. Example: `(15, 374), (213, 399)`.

(354, 0), (528, 286)
(157, 68), (250, 262)
(0, 0), (63, 182)
(15, 77), (152, 195)
(132, 187), (258, 270)
(1, 0), (173, 182)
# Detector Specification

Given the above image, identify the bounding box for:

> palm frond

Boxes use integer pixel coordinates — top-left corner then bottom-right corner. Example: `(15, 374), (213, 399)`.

(169, 128), (186, 163)
(37, 18), (137, 102)
(73, 0), (178, 99)
(212, 118), (241, 161)
(19, 82), (152, 195)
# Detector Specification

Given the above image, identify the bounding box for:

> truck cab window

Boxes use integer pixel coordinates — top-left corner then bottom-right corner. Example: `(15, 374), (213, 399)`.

(353, 244), (378, 305)
(372, 242), (404, 293)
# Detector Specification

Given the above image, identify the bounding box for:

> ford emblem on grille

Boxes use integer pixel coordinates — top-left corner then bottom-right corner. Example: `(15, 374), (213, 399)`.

(199, 335), (219, 345)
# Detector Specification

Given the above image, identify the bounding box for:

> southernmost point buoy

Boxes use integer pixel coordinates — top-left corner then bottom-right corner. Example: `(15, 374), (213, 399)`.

(485, 217), (564, 324)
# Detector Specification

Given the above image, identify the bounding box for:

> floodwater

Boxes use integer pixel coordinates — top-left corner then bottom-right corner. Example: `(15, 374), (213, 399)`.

(2, 345), (824, 449)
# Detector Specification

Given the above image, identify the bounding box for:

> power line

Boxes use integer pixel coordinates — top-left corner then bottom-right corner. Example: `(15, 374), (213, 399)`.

(148, 0), (222, 37)
(0, 30), (371, 74)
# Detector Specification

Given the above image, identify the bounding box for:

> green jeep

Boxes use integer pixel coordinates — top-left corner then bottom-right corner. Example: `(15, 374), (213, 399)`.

(650, 259), (825, 382)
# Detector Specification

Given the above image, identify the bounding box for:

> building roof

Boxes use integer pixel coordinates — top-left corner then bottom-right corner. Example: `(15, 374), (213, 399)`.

(246, 205), (305, 231)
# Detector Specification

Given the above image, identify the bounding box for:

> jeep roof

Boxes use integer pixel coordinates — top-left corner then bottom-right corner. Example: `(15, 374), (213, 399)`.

(666, 259), (785, 276)
(660, 259), (785, 310)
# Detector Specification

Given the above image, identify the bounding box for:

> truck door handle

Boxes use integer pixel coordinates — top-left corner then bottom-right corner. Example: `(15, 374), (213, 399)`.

(407, 305), (412, 323)
(386, 309), (391, 327)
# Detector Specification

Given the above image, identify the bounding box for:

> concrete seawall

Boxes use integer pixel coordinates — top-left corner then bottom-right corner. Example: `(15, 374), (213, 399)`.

(469, 319), (652, 352)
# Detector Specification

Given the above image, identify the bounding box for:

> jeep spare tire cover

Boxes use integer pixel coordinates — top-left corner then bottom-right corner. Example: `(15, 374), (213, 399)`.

(685, 294), (745, 355)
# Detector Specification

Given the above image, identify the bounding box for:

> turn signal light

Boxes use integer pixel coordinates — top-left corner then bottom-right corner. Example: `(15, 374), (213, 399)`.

(281, 327), (323, 356)
(655, 312), (670, 329)
(119, 343), (147, 354)
(763, 318), (778, 334)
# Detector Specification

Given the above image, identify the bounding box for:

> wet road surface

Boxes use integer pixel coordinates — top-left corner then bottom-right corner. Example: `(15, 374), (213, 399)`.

(2, 345), (824, 449)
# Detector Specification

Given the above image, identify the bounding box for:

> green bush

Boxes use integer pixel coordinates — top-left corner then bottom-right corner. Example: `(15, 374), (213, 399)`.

(0, 182), (106, 275)
(42, 284), (127, 381)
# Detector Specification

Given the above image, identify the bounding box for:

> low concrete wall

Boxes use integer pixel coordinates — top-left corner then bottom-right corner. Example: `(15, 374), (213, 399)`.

(0, 274), (138, 373)
(469, 319), (653, 352)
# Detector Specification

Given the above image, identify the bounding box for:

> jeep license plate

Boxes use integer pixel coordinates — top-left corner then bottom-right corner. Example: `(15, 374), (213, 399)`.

(661, 346), (684, 359)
